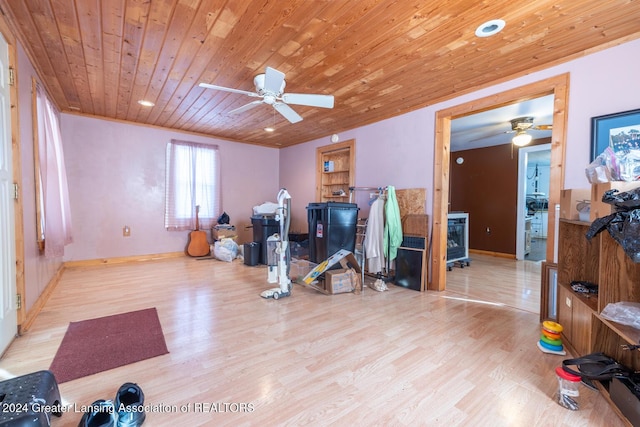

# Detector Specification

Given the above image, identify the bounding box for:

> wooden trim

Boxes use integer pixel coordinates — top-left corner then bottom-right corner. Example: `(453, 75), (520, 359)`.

(63, 251), (186, 268)
(540, 261), (558, 322)
(431, 73), (570, 292)
(31, 77), (44, 252)
(19, 264), (64, 333)
(468, 249), (515, 259)
(0, 12), (25, 325)
(65, 110), (284, 149)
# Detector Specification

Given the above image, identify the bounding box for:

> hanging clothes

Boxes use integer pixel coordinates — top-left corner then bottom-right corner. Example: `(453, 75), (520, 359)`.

(384, 186), (403, 261)
(364, 195), (386, 274)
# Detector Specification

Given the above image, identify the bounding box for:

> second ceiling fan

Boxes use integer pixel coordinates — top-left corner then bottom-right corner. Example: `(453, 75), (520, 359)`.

(199, 67), (334, 124)
(508, 116), (553, 146)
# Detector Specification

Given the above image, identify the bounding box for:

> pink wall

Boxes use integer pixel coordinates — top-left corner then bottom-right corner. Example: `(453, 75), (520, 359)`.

(60, 115), (280, 261)
(280, 38), (640, 229)
(279, 108), (431, 233)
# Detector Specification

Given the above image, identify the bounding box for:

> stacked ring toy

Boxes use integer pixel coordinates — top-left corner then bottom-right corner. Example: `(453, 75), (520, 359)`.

(539, 321), (564, 353)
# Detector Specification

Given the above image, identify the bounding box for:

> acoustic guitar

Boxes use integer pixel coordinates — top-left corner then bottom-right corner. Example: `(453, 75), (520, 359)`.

(186, 205), (210, 257)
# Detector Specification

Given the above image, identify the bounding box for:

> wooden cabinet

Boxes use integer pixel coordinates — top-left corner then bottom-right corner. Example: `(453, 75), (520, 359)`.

(316, 140), (355, 202)
(557, 284), (594, 356)
(557, 218), (640, 424)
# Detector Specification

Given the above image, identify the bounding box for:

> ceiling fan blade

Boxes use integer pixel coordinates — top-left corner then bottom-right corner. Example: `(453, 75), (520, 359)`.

(199, 82), (258, 97)
(228, 100), (263, 115)
(264, 67), (286, 94)
(273, 102), (303, 123)
(282, 93), (334, 109)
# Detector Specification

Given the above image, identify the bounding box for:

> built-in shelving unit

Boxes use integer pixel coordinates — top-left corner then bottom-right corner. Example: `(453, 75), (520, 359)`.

(556, 218), (640, 425)
(316, 139), (355, 203)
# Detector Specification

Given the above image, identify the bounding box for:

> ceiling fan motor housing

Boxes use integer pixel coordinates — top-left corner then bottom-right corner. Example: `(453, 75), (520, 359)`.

(510, 116), (535, 131)
(254, 74), (286, 96)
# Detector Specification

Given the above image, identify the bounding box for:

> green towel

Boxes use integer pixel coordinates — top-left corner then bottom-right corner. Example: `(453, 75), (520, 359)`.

(384, 186), (403, 261)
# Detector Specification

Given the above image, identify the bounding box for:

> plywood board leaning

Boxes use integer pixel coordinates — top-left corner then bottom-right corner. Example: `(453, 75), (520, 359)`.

(395, 188), (426, 218)
(402, 214), (429, 237)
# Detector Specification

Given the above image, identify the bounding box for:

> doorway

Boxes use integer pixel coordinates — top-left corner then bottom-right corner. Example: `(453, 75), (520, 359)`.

(449, 95), (554, 262)
(518, 144), (552, 261)
(430, 74), (569, 292)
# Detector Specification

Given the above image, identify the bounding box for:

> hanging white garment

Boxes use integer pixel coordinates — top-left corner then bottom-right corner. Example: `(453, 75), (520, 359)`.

(364, 197), (386, 274)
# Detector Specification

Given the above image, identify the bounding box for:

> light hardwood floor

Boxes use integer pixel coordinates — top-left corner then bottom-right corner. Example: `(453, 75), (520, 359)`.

(444, 253), (542, 315)
(0, 254), (624, 426)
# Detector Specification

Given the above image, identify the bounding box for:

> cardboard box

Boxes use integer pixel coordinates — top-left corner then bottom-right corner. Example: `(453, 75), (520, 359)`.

(212, 225), (237, 240)
(590, 182), (640, 221)
(302, 249), (362, 285)
(325, 268), (358, 294)
(559, 188), (591, 220)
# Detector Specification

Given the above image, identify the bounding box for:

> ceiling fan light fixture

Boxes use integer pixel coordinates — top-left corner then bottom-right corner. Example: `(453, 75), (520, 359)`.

(512, 131), (532, 147)
(475, 19), (506, 38)
(137, 99), (155, 107)
(200, 66), (334, 125)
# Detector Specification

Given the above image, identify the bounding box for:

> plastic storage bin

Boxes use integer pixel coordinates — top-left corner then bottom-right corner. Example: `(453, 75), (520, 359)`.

(251, 215), (280, 264)
(243, 242), (260, 266)
(554, 366), (581, 410)
(306, 202), (359, 263)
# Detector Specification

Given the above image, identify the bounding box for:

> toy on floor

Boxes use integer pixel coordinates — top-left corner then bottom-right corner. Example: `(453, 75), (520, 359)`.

(537, 320), (566, 355)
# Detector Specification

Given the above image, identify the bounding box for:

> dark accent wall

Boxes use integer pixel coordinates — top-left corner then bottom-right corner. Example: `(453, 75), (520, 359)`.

(450, 144), (519, 255)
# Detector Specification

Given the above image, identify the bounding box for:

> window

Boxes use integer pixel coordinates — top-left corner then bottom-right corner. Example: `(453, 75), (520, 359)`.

(165, 140), (220, 230)
(32, 79), (73, 258)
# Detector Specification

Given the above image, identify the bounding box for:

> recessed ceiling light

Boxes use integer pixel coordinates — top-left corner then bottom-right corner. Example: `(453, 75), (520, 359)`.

(475, 19), (506, 38)
(137, 100), (155, 107)
(264, 127), (275, 132)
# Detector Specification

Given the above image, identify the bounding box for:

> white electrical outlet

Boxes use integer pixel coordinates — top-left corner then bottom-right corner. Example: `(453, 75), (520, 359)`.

(565, 297), (571, 308)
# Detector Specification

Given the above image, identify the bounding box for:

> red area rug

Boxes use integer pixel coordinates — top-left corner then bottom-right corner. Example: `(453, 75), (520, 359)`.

(49, 308), (169, 383)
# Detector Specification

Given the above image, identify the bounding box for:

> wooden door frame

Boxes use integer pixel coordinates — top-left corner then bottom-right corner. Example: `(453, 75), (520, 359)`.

(0, 10), (24, 325)
(430, 74), (569, 291)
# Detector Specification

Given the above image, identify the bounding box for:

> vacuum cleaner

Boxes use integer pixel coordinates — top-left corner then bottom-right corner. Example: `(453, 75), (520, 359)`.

(260, 188), (292, 300)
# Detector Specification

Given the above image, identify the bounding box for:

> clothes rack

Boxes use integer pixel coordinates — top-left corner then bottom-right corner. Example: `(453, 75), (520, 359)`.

(348, 186), (394, 289)
(348, 186), (387, 203)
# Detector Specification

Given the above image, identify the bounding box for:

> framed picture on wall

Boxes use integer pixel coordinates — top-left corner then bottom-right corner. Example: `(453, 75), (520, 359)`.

(590, 108), (640, 162)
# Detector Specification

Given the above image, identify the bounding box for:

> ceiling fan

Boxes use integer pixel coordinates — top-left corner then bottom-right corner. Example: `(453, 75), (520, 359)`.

(198, 67), (334, 124)
(507, 116), (553, 146)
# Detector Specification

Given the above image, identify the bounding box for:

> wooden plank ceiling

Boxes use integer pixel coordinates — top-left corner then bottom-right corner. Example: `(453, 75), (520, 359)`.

(1, 0), (639, 148)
